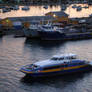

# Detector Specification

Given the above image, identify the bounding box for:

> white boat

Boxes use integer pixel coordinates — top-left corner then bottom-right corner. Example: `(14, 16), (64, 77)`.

(20, 53), (92, 77)
(39, 23), (64, 32)
(23, 24), (41, 38)
(2, 8), (11, 13)
(22, 6), (30, 11)
(38, 24), (65, 40)
(83, 0), (88, 3)
(76, 6), (82, 11)
(89, 14), (92, 17)
(72, 5), (77, 8)
(39, 24), (53, 31)
(79, 19), (86, 23)
(61, 5), (66, 11)
(0, 6), (5, 9)
(13, 21), (22, 29)
(13, 5), (19, 10)
(83, 6), (89, 9)
(43, 5), (48, 9)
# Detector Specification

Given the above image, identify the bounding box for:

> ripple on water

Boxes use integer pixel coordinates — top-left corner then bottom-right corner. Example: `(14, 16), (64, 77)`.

(1, 36), (92, 92)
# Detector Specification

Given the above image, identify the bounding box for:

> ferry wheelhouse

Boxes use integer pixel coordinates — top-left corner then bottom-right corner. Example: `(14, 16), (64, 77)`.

(20, 53), (92, 77)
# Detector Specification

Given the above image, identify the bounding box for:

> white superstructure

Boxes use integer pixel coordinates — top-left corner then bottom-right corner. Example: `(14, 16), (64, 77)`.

(34, 53), (77, 67)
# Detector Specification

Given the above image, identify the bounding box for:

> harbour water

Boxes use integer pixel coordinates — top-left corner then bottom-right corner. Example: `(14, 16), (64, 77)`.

(1, 35), (92, 92)
(1, 3), (92, 92)
(0, 4), (92, 19)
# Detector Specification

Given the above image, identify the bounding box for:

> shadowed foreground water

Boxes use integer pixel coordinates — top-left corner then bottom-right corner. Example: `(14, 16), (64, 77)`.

(0, 35), (92, 92)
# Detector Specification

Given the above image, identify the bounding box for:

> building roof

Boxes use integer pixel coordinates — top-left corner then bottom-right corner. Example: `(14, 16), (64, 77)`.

(46, 11), (69, 17)
(7, 16), (56, 22)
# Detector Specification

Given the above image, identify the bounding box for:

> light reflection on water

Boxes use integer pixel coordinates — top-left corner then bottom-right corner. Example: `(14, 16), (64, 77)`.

(0, 4), (92, 19)
(0, 36), (92, 92)
(0, 5), (61, 19)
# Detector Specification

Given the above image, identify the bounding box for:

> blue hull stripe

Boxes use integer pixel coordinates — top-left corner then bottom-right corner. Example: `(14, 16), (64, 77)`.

(28, 66), (92, 77)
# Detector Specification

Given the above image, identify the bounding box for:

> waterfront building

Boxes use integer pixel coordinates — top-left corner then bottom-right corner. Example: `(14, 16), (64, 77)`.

(45, 11), (69, 23)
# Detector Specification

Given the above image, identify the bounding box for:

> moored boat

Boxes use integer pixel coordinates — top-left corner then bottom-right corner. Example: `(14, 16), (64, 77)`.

(2, 7), (11, 13)
(12, 5), (19, 10)
(76, 6), (82, 11)
(72, 5), (77, 8)
(22, 6), (30, 11)
(20, 53), (92, 77)
(38, 23), (66, 40)
(38, 25), (92, 41)
(23, 24), (41, 38)
(43, 5), (48, 9)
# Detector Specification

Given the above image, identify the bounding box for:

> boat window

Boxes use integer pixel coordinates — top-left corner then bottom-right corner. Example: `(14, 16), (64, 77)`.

(58, 57), (64, 60)
(26, 64), (39, 69)
(51, 57), (58, 60)
(31, 64), (39, 69)
(33, 65), (38, 68)
(71, 56), (76, 59)
(66, 56), (76, 59)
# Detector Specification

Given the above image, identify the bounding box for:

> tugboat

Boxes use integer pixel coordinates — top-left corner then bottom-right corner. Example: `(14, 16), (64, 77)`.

(22, 6), (30, 11)
(20, 53), (92, 77)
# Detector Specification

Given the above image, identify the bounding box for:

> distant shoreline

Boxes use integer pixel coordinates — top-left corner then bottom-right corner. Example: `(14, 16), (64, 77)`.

(0, 3), (59, 6)
(0, 0), (92, 6)
(0, 2), (63, 6)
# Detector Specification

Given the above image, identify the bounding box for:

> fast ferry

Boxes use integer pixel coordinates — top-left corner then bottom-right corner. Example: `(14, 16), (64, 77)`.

(20, 53), (92, 77)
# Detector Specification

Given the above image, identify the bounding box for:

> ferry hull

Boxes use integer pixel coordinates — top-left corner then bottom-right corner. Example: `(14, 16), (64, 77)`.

(23, 65), (92, 77)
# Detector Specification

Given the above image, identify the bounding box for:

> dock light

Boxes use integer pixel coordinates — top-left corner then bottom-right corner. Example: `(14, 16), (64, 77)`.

(6, 19), (9, 23)
(53, 14), (56, 18)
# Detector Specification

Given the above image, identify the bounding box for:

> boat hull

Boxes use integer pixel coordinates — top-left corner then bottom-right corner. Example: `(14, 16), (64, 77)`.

(23, 29), (40, 38)
(22, 65), (92, 77)
(38, 31), (92, 41)
(38, 31), (65, 40)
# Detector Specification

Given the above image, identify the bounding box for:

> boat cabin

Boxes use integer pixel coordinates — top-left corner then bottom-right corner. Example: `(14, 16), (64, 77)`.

(22, 53), (87, 73)
(51, 53), (77, 61)
(32, 53), (77, 68)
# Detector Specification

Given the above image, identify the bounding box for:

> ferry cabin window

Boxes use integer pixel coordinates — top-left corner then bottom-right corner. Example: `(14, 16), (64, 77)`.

(66, 56), (76, 59)
(51, 56), (76, 61)
(51, 57), (58, 60)
(58, 57), (64, 60)
(43, 65), (65, 70)
(31, 64), (38, 69)
(51, 57), (64, 60)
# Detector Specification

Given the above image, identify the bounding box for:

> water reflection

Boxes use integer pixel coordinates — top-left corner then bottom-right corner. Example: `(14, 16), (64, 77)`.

(20, 71), (92, 87)
(25, 39), (65, 48)
(22, 39), (92, 88)
(0, 5), (61, 19)
(24, 39), (66, 60)
(0, 4), (92, 18)
(1, 36), (92, 92)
